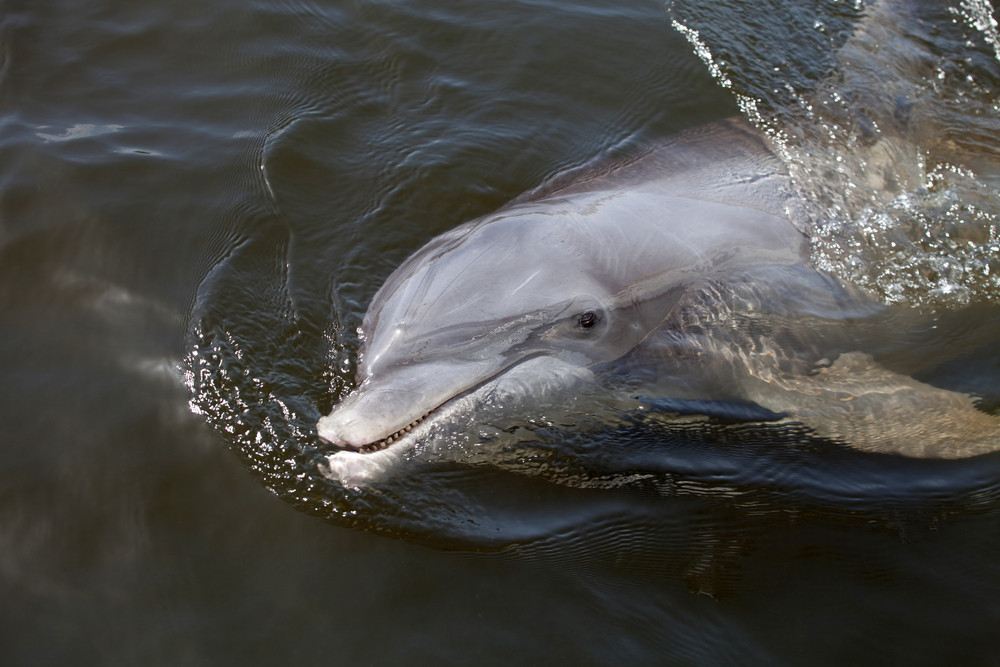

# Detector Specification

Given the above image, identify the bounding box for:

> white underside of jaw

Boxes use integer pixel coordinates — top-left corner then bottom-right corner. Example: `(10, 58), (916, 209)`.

(320, 441), (415, 487)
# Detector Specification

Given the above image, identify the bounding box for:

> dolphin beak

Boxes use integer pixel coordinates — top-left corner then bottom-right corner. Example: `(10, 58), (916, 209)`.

(316, 359), (496, 451)
(317, 392), (431, 451)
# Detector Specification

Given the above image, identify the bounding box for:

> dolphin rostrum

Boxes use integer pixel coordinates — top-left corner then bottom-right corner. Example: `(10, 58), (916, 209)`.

(317, 118), (1000, 483)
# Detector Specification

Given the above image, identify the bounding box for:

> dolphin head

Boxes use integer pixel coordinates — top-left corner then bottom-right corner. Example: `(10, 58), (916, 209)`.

(316, 122), (814, 473)
(317, 178), (808, 455)
(316, 191), (705, 452)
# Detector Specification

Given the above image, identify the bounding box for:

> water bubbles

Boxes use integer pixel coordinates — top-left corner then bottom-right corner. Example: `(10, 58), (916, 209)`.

(810, 163), (1000, 308)
(672, 0), (1000, 309)
(670, 20), (735, 90)
(951, 0), (1000, 64)
(338, 347), (353, 376)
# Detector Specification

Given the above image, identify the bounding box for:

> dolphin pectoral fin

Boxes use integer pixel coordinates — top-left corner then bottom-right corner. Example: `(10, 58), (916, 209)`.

(760, 352), (1000, 459)
(637, 396), (787, 424)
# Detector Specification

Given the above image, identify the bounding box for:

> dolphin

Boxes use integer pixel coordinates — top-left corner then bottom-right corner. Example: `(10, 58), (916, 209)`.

(316, 117), (1000, 483)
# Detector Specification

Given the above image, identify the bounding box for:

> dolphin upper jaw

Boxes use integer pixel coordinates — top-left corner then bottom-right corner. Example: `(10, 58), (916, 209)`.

(316, 368), (464, 450)
(317, 353), (596, 453)
(316, 354), (529, 450)
(316, 386), (437, 452)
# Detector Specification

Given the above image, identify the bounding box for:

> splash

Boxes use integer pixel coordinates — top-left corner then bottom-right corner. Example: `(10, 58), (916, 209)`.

(954, 0), (1000, 64)
(670, 0), (1000, 307)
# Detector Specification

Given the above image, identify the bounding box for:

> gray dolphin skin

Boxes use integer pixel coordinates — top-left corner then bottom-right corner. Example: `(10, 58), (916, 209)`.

(317, 118), (1000, 471)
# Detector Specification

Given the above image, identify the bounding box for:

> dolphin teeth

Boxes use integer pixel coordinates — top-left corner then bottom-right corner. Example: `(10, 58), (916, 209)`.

(352, 411), (433, 455)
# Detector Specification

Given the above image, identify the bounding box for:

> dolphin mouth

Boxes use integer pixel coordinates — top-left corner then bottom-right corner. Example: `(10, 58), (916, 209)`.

(318, 370), (506, 455)
(318, 352), (562, 455)
(334, 410), (432, 454)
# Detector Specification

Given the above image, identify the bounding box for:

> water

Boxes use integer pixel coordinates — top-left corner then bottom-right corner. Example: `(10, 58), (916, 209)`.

(3, 0), (1000, 664)
(676, 0), (1000, 306)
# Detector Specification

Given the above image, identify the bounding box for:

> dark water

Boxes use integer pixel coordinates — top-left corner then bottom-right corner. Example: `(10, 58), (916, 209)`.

(4, 0), (1000, 664)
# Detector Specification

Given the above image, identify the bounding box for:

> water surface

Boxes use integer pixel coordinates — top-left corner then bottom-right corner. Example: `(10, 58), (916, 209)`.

(3, 0), (1000, 664)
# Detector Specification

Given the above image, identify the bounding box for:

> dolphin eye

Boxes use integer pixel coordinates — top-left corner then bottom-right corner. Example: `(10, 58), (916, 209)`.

(577, 310), (599, 329)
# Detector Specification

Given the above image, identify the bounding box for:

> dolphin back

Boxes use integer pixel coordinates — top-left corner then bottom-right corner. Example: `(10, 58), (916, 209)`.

(515, 118), (811, 234)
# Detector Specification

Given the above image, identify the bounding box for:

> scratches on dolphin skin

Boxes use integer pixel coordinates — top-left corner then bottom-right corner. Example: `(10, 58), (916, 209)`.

(510, 270), (542, 295)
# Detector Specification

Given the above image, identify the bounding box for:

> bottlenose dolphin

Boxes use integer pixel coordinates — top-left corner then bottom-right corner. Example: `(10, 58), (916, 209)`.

(316, 117), (1000, 483)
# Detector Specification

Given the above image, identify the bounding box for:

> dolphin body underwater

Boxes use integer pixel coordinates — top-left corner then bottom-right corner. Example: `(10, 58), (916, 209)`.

(316, 113), (1000, 484)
